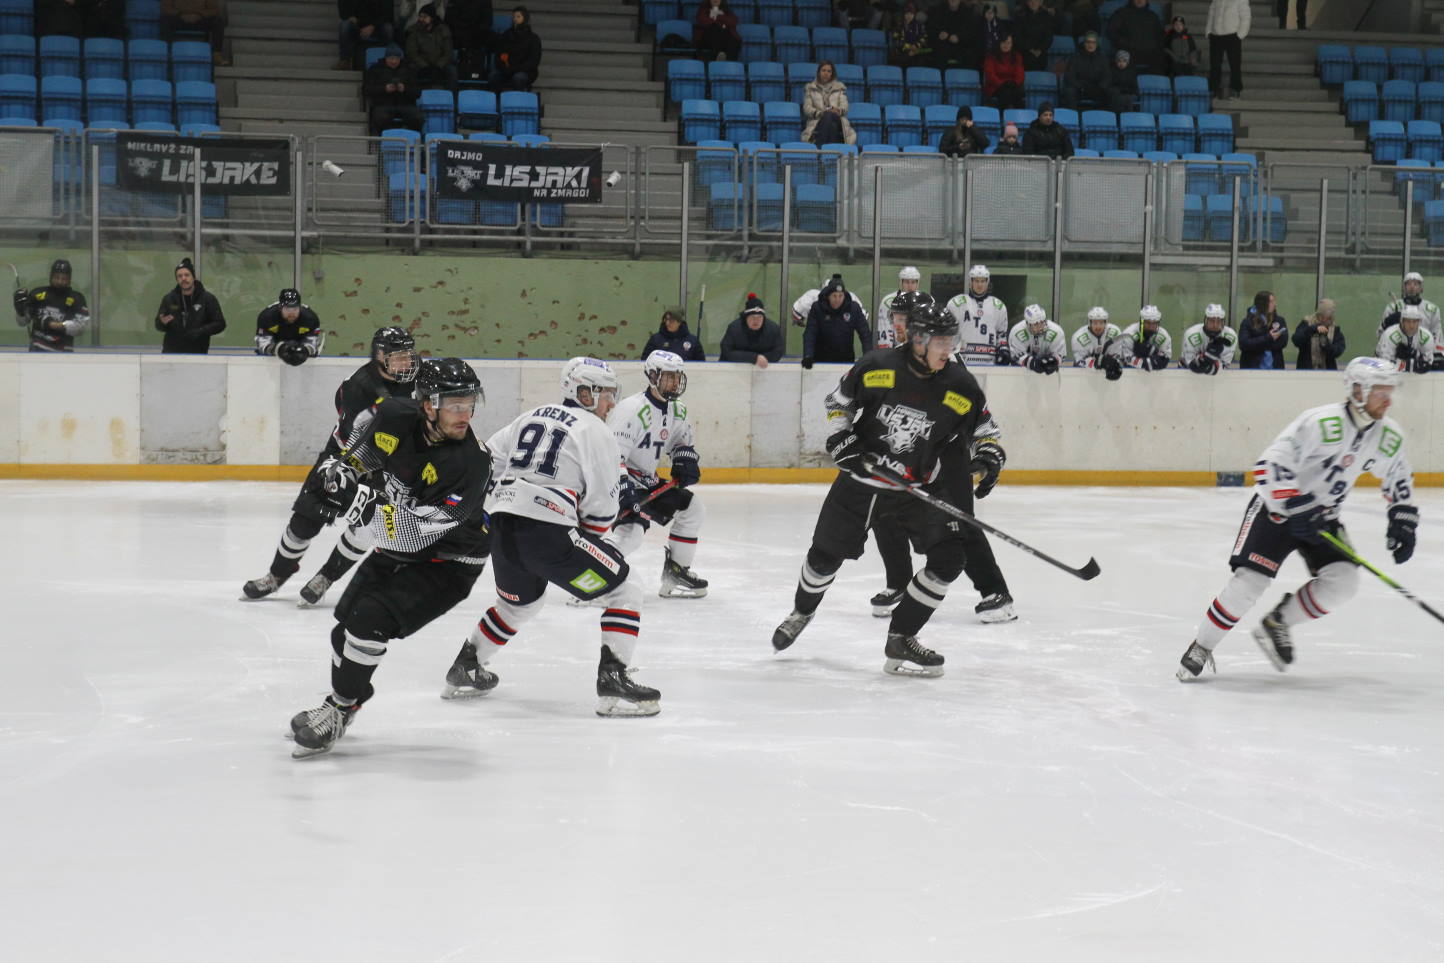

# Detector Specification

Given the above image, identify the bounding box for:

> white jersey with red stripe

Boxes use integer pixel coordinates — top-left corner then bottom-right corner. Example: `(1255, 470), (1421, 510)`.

(609, 390), (696, 487)
(485, 401), (623, 534)
(1252, 401), (1415, 523)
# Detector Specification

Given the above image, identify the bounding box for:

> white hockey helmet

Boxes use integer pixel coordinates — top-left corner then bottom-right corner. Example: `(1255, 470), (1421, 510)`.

(1344, 356), (1403, 418)
(1139, 304), (1162, 323)
(1204, 303), (1226, 320)
(1401, 304), (1424, 323)
(968, 264), (990, 281)
(898, 265), (921, 282)
(1086, 306), (1109, 322)
(1404, 271), (1424, 285)
(643, 349), (688, 400)
(1023, 303), (1048, 332)
(560, 356), (619, 412)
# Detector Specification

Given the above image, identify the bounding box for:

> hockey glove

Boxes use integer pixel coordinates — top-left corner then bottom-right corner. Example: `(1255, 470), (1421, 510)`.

(1283, 495), (1329, 545)
(1132, 336), (1151, 360)
(800, 356), (815, 370)
(1206, 335), (1229, 358)
(994, 343), (1013, 366)
(1387, 505), (1419, 564)
(1414, 352), (1433, 376)
(970, 440), (1005, 500)
(277, 340), (310, 366)
(1027, 353), (1058, 375)
(12, 289), (27, 314)
(826, 428), (867, 477)
(339, 483), (380, 527)
(669, 445), (701, 488)
(1188, 354), (1217, 375)
(647, 486), (694, 527)
(1100, 353), (1124, 381)
(1147, 350), (1170, 372)
(1433, 354), (1444, 372)
(1395, 343), (1416, 365)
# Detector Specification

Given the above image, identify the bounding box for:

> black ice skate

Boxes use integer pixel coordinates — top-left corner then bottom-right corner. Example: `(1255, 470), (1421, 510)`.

(297, 573), (332, 607)
(290, 696), (358, 758)
(240, 572), (286, 601)
(1175, 640), (1216, 682)
(440, 641), (500, 700)
(975, 591), (1018, 624)
(1252, 594), (1294, 671)
(883, 632), (945, 678)
(870, 587), (903, 618)
(771, 609), (815, 651)
(659, 549), (709, 598)
(596, 645), (660, 717)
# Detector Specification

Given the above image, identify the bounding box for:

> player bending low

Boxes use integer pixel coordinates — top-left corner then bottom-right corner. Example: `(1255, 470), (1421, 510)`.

(1177, 357), (1418, 681)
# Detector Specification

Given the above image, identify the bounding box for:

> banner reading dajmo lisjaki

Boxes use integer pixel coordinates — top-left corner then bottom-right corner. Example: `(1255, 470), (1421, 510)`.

(434, 142), (603, 203)
(115, 133), (292, 197)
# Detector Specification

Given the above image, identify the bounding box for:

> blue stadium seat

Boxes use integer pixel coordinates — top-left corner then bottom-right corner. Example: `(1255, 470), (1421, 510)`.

(1071, 147), (1100, 158)
(851, 29), (887, 68)
(1382, 79), (1416, 122)
(175, 80), (216, 127)
(0, 0), (33, 35)
(1173, 76), (1209, 116)
(1100, 149), (1135, 160)
(944, 68), (980, 105)
(457, 89), (498, 129)
(1182, 193), (1204, 240)
(418, 88), (454, 136)
(668, 60), (704, 102)
(1119, 112), (1155, 153)
(134, 120), (175, 132)
(764, 99), (801, 142)
(1370, 119), (1407, 162)
(655, 19), (692, 52)
(923, 103), (955, 147)
(468, 131), (507, 141)
(128, 40), (169, 82)
(779, 140), (818, 185)
(861, 142), (899, 152)
(1206, 193), (1237, 241)
(1023, 70), (1056, 111)
(171, 41), (212, 83)
(884, 103), (922, 146)
(1426, 197), (1444, 245)
(729, 0), (754, 23)
(385, 171), (425, 224)
(1354, 46), (1389, 84)
(39, 36), (81, 80)
(83, 38), (125, 80)
(818, 141), (855, 187)
(1429, 48), (1444, 83)
(971, 104), (1000, 140)
(380, 128), (420, 179)
(131, 78), (173, 125)
(794, 0), (830, 28)
(1220, 151), (1257, 183)
(1081, 109), (1117, 149)
(1003, 107), (1035, 130)
(834, 62), (863, 92)
(40, 75), (81, 122)
(709, 60), (747, 101)
(500, 90), (539, 136)
(641, 0), (678, 26)
(708, 181), (742, 230)
(695, 139), (735, 188)
(512, 132), (550, 147)
(812, 26), (848, 64)
(0, 35), (31, 77)
(737, 24), (771, 62)
(1182, 152), (1217, 195)
(491, 12), (511, 33)
(1342, 80), (1378, 123)
(747, 61), (785, 101)
(722, 99), (761, 141)
(1196, 113), (1233, 154)
(85, 77), (128, 125)
(364, 46), (387, 69)
(1409, 119), (1443, 162)
(1137, 74), (1170, 114)
(1141, 150), (1177, 164)
(905, 66), (942, 107)
(1419, 81), (1444, 123)
(680, 98), (720, 142)
(1250, 194), (1286, 244)
(1396, 158), (1433, 203)
(739, 140), (776, 186)
(867, 64), (903, 106)
(1048, 34), (1075, 70)
(1052, 106), (1079, 139)
(1315, 44), (1352, 86)
(127, 0), (163, 39)
(903, 144), (937, 153)
(849, 100), (882, 145)
(787, 61), (816, 102)
(180, 122), (221, 136)
(1159, 113), (1194, 153)
(773, 26), (809, 65)
(1391, 46), (1424, 83)
(794, 182), (836, 232)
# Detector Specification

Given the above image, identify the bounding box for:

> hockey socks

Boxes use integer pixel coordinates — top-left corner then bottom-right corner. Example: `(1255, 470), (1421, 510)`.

(317, 528), (371, 581)
(792, 549), (841, 615)
(1193, 568), (1270, 651)
(888, 568), (953, 638)
(269, 524), (314, 581)
(665, 533), (699, 569)
(1278, 562), (1359, 626)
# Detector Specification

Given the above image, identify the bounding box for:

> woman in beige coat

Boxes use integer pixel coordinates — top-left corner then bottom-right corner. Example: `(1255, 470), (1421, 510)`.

(801, 61), (857, 145)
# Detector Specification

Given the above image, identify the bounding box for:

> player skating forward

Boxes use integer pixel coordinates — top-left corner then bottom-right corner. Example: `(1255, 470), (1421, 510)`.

(1005, 303), (1067, 373)
(1180, 303), (1238, 375)
(1177, 357), (1418, 681)
(1111, 304), (1172, 371)
(441, 357), (660, 716)
(946, 264), (1009, 365)
(1071, 306), (1124, 380)
(610, 350), (708, 598)
(289, 358), (492, 757)
(772, 302), (989, 677)
(876, 266), (923, 346)
(243, 327), (418, 605)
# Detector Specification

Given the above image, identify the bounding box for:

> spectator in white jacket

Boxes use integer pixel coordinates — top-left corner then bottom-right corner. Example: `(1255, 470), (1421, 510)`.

(1205, 0), (1249, 101)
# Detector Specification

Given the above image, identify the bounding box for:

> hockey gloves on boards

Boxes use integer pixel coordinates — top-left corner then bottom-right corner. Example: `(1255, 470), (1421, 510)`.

(800, 357), (814, 370)
(277, 341), (310, 367)
(1283, 494), (1329, 545)
(670, 445), (701, 488)
(1026, 353), (1059, 375)
(1187, 354), (1219, 375)
(994, 344), (1012, 367)
(1414, 352), (1433, 376)
(970, 440), (1005, 500)
(1100, 354), (1124, 381)
(1387, 505), (1418, 564)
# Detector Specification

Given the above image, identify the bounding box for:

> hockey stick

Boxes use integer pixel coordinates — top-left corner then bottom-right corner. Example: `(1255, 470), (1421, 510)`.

(5, 262), (19, 291)
(1321, 531), (1444, 625)
(866, 460), (1101, 581)
(617, 479), (678, 521)
(696, 284), (706, 347)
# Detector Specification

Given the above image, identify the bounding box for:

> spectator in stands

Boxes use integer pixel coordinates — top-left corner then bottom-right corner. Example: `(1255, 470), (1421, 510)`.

(364, 44), (424, 134)
(693, 0), (741, 63)
(1205, 0), (1248, 101)
(1163, 16), (1198, 77)
(994, 122), (1025, 154)
(1015, 0), (1056, 72)
(720, 294), (784, 367)
(394, 0), (445, 37)
(1023, 102), (1073, 158)
(802, 61), (858, 146)
(1062, 30), (1114, 110)
(939, 104), (989, 156)
(1066, 0), (1102, 40)
(36, 0), (85, 37)
(490, 5), (542, 91)
(979, 3), (1005, 54)
(1107, 0), (1164, 76)
(155, 258), (227, 355)
(890, 2), (931, 68)
(929, 0), (981, 70)
(1276, 0), (1306, 30)
(643, 309), (707, 361)
(834, 0), (883, 31)
(338, 0), (394, 71)
(983, 32), (1025, 109)
(802, 275), (872, 367)
(1109, 48), (1138, 110)
(1292, 298), (1345, 370)
(406, 3), (456, 89)
(164, 0), (230, 67)
(1239, 290), (1288, 369)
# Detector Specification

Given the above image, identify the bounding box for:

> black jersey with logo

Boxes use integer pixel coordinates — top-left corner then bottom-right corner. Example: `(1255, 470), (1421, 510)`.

(325, 361), (415, 458)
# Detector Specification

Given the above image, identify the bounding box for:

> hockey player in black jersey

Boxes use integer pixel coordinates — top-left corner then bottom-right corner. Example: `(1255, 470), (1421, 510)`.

(772, 301), (989, 677)
(241, 326), (418, 605)
(290, 358), (493, 758)
(13, 259), (89, 353)
(253, 288), (323, 365)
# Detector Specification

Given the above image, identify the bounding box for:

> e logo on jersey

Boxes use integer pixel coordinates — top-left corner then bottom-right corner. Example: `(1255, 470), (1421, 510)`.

(878, 403), (933, 454)
(571, 569), (607, 594)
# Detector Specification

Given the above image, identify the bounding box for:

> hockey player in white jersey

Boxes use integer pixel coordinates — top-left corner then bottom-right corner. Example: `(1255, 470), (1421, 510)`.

(442, 357), (660, 716)
(1006, 304), (1067, 374)
(946, 264), (1009, 365)
(1180, 303), (1238, 375)
(1380, 272), (1443, 362)
(1177, 357), (1418, 681)
(792, 273), (869, 328)
(1376, 304), (1437, 375)
(876, 266), (923, 346)
(1111, 304), (1172, 371)
(609, 350), (708, 598)
(1071, 306), (1124, 380)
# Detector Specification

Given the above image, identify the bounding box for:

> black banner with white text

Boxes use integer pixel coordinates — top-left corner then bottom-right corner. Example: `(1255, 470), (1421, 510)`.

(433, 142), (603, 203)
(116, 134), (292, 196)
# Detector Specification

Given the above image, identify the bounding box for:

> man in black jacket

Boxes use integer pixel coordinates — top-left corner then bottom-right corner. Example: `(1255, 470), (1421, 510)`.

(1022, 103), (1073, 158)
(364, 45), (423, 134)
(642, 309), (707, 361)
(1107, 0), (1164, 75)
(803, 274), (873, 367)
(337, 0), (393, 70)
(490, 5), (543, 91)
(929, 0), (981, 70)
(938, 105), (989, 156)
(155, 258), (227, 354)
(719, 295), (784, 367)
(1062, 31), (1113, 109)
(1015, 0), (1057, 72)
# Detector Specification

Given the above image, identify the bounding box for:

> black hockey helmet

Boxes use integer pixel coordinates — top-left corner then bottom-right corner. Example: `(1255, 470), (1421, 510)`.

(890, 290), (934, 317)
(278, 287), (301, 307)
(49, 258), (72, 281)
(371, 325), (418, 382)
(417, 357), (483, 407)
(907, 301), (959, 341)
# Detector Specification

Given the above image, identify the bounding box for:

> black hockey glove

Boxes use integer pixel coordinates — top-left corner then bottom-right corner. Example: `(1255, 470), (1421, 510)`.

(647, 485), (694, 527)
(1147, 350), (1170, 372)
(1100, 353), (1124, 381)
(970, 440), (1005, 500)
(1283, 495), (1329, 545)
(1387, 505), (1418, 563)
(617, 475), (650, 529)
(994, 343), (1012, 366)
(1132, 336), (1150, 360)
(1414, 352), (1432, 375)
(1433, 354), (1444, 372)
(1395, 342), (1416, 364)
(1188, 354), (1216, 375)
(318, 462), (376, 526)
(1206, 335), (1229, 358)
(277, 340), (310, 366)
(1026, 353), (1058, 375)
(800, 356), (814, 370)
(826, 428), (867, 477)
(669, 445), (700, 488)
(12, 289), (28, 314)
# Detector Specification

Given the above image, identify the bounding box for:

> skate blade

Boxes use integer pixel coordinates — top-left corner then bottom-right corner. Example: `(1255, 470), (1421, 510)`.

(659, 585), (708, 599)
(1175, 665), (1205, 683)
(596, 696), (660, 717)
(291, 742), (335, 759)
(440, 684), (493, 700)
(1251, 628), (1291, 672)
(296, 596), (323, 608)
(883, 658), (944, 678)
(978, 607), (1018, 624)
(870, 604), (896, 618)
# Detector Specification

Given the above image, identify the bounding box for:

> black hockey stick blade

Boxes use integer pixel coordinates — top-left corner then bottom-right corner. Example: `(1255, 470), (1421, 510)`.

(1322, 531), (1444, 626)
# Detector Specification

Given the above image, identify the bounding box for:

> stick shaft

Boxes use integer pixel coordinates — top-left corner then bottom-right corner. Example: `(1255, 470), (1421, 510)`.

(1321, 531), (1444, 625)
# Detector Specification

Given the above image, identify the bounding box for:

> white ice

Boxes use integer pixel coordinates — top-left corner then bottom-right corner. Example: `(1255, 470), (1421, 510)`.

(4, 480), (1444, 962)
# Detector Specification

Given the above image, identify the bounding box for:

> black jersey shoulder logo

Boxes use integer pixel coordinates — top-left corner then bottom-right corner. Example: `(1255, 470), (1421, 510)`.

(878, 402), (932, 455)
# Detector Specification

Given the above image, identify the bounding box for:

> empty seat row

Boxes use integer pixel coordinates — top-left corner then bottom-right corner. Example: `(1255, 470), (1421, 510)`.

(1317, 44), (1442, 86)
(1182, 192), (1286, 244)
(1367, 119), (1444, 163)
(0, 36), (210, 82)
(411, 88), (539, 137)
(1341, 80), (1444, 124)
(0, 75), (216, 125)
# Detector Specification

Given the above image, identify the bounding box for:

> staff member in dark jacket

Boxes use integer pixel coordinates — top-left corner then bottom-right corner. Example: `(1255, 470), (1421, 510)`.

(1292, 298), (1346, 370)
(1022, 103), (1073, 158)
(1238, 290), (1287, 369)
(719, 294), (784, 366)
(803, 274), (872, 367)
(490, 5), (542, 91)
(643, 309), (707, 361)
(155, 258), (227, 354)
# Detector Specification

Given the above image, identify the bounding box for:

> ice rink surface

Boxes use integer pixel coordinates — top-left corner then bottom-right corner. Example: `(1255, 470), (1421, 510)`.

(4, 479), (1444, 962)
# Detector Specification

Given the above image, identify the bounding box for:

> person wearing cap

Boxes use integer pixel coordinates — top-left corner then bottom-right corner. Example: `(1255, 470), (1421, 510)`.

(876, 266), (925, 342)
(256, 289), (324, 366)
(719, 294), (784, 367)
(337, 0), (394, 70)
(405, 2), (456, 89)
(802, 274), (872, 367)
(155, 258), (227, 355)
(1293, 299), (1346, 371)
(1381, 272), (1442, 355)
(1062, 29), (1115, 110)
(13, 258), (89, 353)
(1109, 48), (1139, 111)
(1181, 303), (1238, 374)
(363, 43), (423, 134)
(489, 6), (543, 92)
(1022, 102), (1073, 159)
(1205, 0), (1249, 101)
(790, 275), (870, 327)
(993, 122), (1025, 154)
(1378, 305), (1437, 375)
(643, 308), (707, 362)
(938, 105), (989, 157)
(1108, 0), (1165, 76)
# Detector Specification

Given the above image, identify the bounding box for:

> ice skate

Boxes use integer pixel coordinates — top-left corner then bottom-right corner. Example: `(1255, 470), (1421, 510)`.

(771, 609), (815, 651)
(975, 591), (1017, 624)
(290, 696), (358, 758)
(1252, 593), (1294, 671)
(870, 587), (903, 618)
(240, 572), (285, 601)
(1175, 640), (1216, 682)
(659, 549), (708, 598)
(596, 645), (660, 717)
(440, 641), (500, 699)
(297, 573), (332, 607)
(883, 632), (945, 677)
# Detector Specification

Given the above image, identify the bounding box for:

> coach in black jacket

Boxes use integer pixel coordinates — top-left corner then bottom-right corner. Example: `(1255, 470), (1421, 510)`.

(155, 258), (227, 354)
(802, 275), (872, 367)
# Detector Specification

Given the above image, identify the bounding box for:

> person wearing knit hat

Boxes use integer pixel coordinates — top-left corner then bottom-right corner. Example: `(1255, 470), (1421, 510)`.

(939, 104), (989, 158)
(994, 122), (1025, 154)
(490, 6), (543, 91)
(155, 256), (227, 354)
(801, 274), (872, 367)
(720, 293), (784, 367)
(363, 39), (423, 134)
(336, 0), (395, 71)
(1022, 101), (1074, 159)
(404, 0), (457, 89)
(1110, 47), (1139, 110)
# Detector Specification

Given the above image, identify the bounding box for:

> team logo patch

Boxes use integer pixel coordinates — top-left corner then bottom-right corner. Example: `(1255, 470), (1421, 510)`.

(571, 569), (607, 594)
(863, 369), (896, 389)
(878, 403), (933, 455)
(421, 462), (438, 485)
(942, 391), (972, 415)
(1380, 428), (1402, 457)
(374, 431), (399, 454)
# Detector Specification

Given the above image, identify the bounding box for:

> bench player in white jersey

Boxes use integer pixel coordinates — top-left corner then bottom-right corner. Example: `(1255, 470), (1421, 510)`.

(1180, 303), (1239, 375)
(1071, 306), (1124, 380)
(441, 357), (660, 716)
(791, 273), (869, 328)
(1177, 357), (1418, 681)
(1379, 272), (1443, 365)
(1376, 304), (1437, 375)
(1110, 304), (1172, 371)
(1005, 304), (1067, 374)
(946, 264), (1009, 365)
(609, 350), (709, 598)
(875, 266), (923, 346)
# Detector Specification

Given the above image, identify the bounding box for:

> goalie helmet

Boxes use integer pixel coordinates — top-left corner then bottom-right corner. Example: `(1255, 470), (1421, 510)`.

(416, 357), (482, 406)
(370, 326), (418, 382)
(560, 356), (619, 412)
(1086, 306), (1109, 323)
(644, 349), (687, 400)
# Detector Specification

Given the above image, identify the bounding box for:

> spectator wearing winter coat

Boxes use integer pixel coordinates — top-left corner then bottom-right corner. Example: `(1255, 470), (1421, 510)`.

(1206, 0), (1249, 100)
(802, 62), (858, 146)
(1164, 17), (1199, 76)
(930, 0), (982, 70)
(1292, 298), (1345, 370)
(164, 0), (228, 64)
(983, 34), (1025, 109)
(1107, 0), (1164, 75)
(643, 310), (707, 361)
(1015, 0), (1057, 72)
(889, 2), (931, 68)
(1023, 103), (1073, 158)
(802, 275), (872, 366)
(1109, 49), (1138, 110)
(1062, 31), (1114, 110)
(938, 104), (990, 156)
(693, 0), (741, 61)
(1238, 290), (1288, 369)
(490, 5), (542, 89)
(154, 258), (227, 355)
(980, 3), (1005, 54)
(405, 3), (455, 88)
(447, 0), (494, 53)
(720, 295), (785, 367)
(994, 122), (1026, 154)
(338, 0), (394, 70)
(364, 45), (423, 133)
